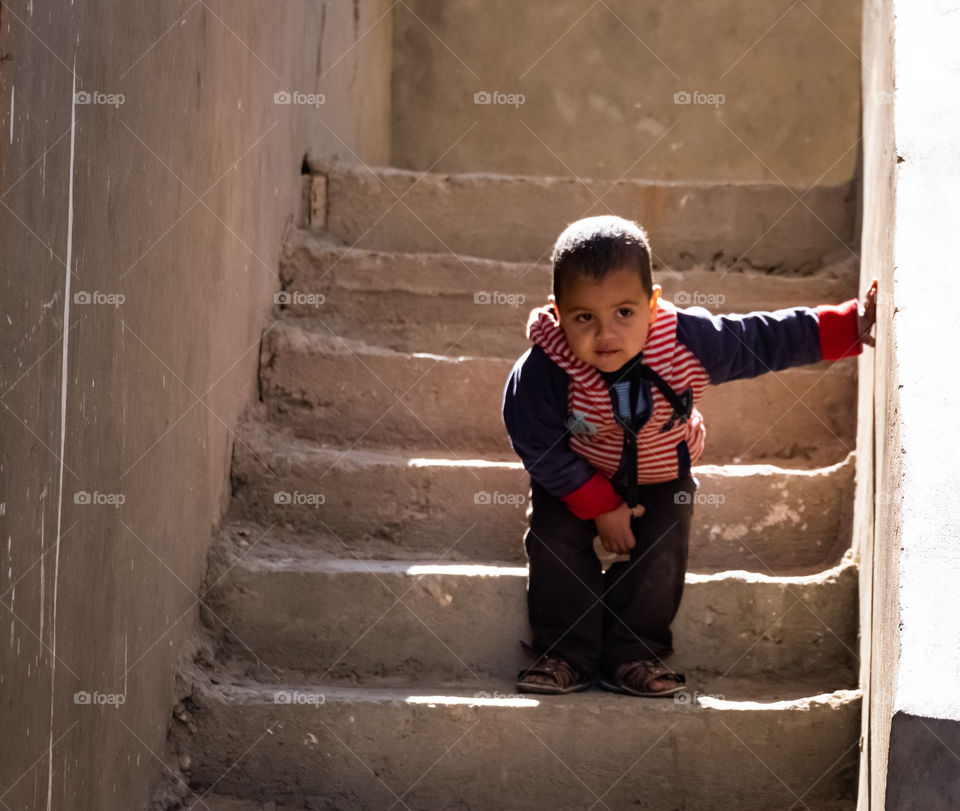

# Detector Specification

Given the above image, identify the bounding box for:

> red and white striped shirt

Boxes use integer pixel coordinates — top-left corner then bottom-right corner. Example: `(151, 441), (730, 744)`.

(526, 299), (709, 484)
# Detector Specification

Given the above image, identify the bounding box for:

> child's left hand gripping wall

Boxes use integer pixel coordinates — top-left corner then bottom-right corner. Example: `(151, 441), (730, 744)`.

(859, 279), (879, 346)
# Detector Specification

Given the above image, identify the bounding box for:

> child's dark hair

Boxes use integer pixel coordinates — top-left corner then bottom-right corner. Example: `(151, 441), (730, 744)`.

(551, 215), (653, 302)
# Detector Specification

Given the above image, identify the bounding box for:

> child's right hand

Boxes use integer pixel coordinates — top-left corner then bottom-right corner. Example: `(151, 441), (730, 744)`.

(595, 502), (646, 554)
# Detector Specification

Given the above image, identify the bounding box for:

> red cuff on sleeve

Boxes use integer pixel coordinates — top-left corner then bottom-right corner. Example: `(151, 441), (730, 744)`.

(561, 472), (623, 520)
(817, 299), (862, 361)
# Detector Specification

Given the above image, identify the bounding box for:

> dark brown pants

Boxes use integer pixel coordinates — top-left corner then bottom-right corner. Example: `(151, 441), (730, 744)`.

(523, 474), (697, 677)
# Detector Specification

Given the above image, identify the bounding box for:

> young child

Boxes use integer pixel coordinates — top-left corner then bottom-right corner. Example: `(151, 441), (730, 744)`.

(502, 215), (877, 697)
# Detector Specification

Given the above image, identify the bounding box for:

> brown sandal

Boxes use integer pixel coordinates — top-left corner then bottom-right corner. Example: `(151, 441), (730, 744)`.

(516, 656), (593, 695)
(600, 659), (686, 698)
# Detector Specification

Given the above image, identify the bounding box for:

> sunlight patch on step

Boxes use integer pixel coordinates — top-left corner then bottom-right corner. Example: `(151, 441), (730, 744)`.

(686, 557), (855, 585)
(405, 694), (540, 708)
(280, 559), (530, 575)
(692, 450), (855, 477)
(405, 564), (528, 577)
(411, 351), (469, 362)
(696, 688), (862, 711)
(406, 457), (523, 469)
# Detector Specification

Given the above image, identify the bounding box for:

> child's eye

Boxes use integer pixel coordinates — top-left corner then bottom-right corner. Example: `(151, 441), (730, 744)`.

(575, 313), (592, 323)
(617, 308), (633, 318)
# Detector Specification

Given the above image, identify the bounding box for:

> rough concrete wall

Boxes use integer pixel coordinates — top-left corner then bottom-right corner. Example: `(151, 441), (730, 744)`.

(858, 0), (960, 808)
(0, 2), (391, 809)
(856, 0), (898, 807)
(390, 0), (861, 185)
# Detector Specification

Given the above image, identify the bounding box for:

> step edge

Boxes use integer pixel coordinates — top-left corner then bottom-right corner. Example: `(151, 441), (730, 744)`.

(266, 317), (862, 372)
(236, 420), (856, 476)
(187, 666), (863, 712)
(309, 160), (856, 196)
(213, 548), (858, 586)
(284, 229), (860, 284)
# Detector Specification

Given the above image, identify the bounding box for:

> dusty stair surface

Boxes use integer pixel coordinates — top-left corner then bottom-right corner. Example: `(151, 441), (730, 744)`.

(173, 162), (863, 811)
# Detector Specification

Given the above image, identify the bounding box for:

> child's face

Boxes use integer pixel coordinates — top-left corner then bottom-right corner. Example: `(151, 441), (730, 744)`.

(554, 268), (661, 373)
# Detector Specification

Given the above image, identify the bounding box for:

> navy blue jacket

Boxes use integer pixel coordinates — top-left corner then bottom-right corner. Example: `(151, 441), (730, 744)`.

(502, 302), (858, 508)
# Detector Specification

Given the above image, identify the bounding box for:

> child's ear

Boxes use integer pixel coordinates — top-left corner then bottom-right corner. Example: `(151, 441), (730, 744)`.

(648, 285), (662, 321)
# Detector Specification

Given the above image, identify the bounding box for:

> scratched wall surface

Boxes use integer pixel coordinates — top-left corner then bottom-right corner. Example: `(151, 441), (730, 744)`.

(0, 2), (391, 809)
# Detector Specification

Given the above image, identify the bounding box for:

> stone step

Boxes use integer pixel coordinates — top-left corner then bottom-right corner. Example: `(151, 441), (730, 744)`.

(259, 320), (857, 465)
(174, 665), (860, 810)
(278, 232), (859, 358)
(229, 419), (855, 573)
(184, 798), (260, 811)
(312, 162), (856, 270)
(201, 541), (858, 683)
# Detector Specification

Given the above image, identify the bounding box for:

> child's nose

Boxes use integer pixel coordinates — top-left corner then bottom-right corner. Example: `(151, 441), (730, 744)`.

(596, 320), (616, 341)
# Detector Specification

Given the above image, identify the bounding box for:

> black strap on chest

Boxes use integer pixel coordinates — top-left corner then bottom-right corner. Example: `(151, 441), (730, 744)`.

(600, 354), (693, 509)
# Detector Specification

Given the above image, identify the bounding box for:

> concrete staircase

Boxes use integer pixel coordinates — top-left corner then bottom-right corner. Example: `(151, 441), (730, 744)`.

(173, 163), (863, 810)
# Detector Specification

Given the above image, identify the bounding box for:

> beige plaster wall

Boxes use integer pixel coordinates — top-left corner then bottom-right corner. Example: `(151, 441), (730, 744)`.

(0, 2), (391, 809)
(390, 0), (862, 185)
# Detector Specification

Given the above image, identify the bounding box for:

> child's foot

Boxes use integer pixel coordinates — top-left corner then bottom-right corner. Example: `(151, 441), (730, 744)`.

(516, 656), (592, 695)
(600, 659), (685, 698)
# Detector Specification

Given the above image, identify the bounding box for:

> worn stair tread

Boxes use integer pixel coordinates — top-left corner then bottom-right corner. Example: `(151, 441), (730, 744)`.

(211, 538), (856, 581)
(234, 412), (853, 470)
(186, 162), (865, 810)
(176, 661), (860, 810)
(311, 162), (856, 270)
(229, 417), (855, 572)
(201, 542), (859, 682)
(195, 666), (861, 709)
(216, 519), (475, 564)
(183, 798), (261, 811)
(278, 232), (859, 357)
(204, 654), (858, 704)
(259, 319), (857, 464)
(184, 796), (856, 811)
(233, 413), (520, 465)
